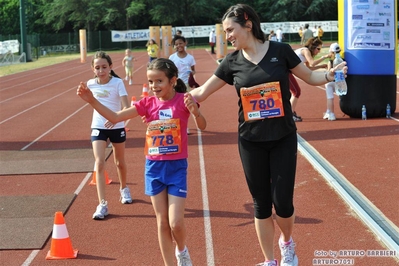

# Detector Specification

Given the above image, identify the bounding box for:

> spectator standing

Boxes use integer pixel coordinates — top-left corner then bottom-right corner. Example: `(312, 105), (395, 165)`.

(317, 26), (324, 40)
(313, 26), (318, 37)
(276, 28), (284, 42)
(209, 29), (216, 54)
(323, 43), (342, 121)
(268, 30), (277, 41)
(301, 24), (313, 45)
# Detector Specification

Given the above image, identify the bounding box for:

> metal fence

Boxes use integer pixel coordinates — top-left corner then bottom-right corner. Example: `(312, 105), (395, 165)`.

(0, 30), (338, 60)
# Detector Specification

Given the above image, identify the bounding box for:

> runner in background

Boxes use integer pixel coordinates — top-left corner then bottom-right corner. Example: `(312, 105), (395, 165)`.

(80, 51), (132, 220)
(122, 49), (136, 86)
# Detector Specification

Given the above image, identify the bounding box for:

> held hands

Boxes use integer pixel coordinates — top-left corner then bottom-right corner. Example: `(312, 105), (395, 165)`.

(184, 93), (200, 117)
(76, 82), (95, 103)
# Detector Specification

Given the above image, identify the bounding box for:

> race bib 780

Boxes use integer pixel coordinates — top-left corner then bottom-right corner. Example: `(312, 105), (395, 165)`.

(240, 82), (284, 121)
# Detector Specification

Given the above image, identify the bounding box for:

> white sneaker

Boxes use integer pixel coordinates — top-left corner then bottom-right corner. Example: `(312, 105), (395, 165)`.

(323, 112), (330, 119)
(328, 113), (336, 121)
(187, 128), (191, 135)
(125, 76), (128, 81)
(176, 247), (192, 266)
(120, 187), (133, 204)
(129, 80), (132, 85)
(279, 238), (298, 266)
(256, 260), (278, 266)
(92, 200), (108, 220)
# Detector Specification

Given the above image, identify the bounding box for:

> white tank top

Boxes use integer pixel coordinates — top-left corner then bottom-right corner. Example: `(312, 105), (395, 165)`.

(294, 47), (308, 63)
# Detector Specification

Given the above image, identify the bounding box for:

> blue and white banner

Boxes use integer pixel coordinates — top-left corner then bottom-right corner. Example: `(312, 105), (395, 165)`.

(111, 30), (151, 42)
(111, 21), (339, 43)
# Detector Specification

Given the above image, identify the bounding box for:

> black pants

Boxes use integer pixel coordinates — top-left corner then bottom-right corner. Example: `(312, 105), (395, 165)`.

(210, 44), (215, 54)
(238, 132), (297, 219)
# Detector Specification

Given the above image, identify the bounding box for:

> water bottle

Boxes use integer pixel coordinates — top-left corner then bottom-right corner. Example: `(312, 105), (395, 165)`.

(361, 105), (367, 120)
(333, 53), (347, 96)
(386, 104), (391, 118)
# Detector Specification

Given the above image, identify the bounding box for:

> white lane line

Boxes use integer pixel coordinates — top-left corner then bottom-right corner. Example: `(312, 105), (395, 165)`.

(20, 104), (89, 150)
(197, 129), (215, 266)
(297, 134), (399, 259)
(0, 86), (77, 125)
(21, 250), (40, 266)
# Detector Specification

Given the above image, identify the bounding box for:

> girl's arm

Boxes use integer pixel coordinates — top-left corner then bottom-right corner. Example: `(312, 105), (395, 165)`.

(184, 93), (206, 130)
(189, 74), (226, 102)
(77, 82), (139, 123)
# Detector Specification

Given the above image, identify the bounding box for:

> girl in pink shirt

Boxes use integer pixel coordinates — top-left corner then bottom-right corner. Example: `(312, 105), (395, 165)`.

(77, 58), (206, 265)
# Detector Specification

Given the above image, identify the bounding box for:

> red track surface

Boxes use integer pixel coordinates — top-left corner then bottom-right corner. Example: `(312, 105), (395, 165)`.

(1, 48), (398, 266)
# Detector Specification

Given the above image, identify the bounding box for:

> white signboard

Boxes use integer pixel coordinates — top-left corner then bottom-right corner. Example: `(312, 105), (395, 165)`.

(348, 0), (394, 50)
(0, 40), (19, 55)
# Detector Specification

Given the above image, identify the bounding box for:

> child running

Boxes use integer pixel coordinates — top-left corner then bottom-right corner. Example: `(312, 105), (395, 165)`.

(122, 49), (136, 85)
(169, 35), (198, 135)
(81, 51), (132, 220)
(77, 58), (206, 265)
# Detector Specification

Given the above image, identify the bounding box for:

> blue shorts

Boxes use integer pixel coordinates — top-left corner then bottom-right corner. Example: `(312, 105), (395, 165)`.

(91, 128), (126, 143)
(145, 159), (188, 198)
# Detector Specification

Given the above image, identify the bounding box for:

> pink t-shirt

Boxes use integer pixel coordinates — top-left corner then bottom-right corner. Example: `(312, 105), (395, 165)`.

(135, 93), (190, 161)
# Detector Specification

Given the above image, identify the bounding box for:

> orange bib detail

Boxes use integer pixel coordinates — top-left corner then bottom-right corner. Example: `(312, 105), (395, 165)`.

(145, 118), (181, 156)
(240, 82), (284, 121)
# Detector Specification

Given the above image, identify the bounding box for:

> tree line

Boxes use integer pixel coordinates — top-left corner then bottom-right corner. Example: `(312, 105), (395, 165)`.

(1, 0), (338, 36)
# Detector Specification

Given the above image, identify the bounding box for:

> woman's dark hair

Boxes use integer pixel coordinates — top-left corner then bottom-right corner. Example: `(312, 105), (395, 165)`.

(304, 37), (323, 57)
(92, 51), (120, 78)
(222, 4), (266, 43)
(147, 58), (187, 93)
(171, 35), (187, 46)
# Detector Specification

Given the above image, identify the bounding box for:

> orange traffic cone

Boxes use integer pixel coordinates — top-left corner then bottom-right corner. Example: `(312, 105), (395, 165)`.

(46, 212), (78, 260)
(89, 164), (112, 185)
(141, 84), (149, 98)
(130, 95), (136, 106)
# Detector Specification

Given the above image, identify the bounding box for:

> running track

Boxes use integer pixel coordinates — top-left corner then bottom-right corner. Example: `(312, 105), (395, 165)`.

(0, 48), (398, 265)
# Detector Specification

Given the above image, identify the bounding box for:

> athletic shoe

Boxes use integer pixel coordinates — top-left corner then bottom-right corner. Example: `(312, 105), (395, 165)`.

(92, 200), (108, 220)
(129, 80), (132, 85)
(256, 260), (278, 266)
(292, 112), (302, 122)
(323, 112), (330, 119)
(120, 187), (133, 204)
(176, 247), (192, 266)
(125, 76), (128, 81)
(187, 128), (191, 135)
(279, 238), (298, 266)
(293, 112), (302, 119)
(328, 113), (336, 121)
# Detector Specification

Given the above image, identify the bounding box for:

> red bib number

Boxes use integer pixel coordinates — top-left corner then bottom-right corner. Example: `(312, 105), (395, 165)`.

(240, 82), (284, 121)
